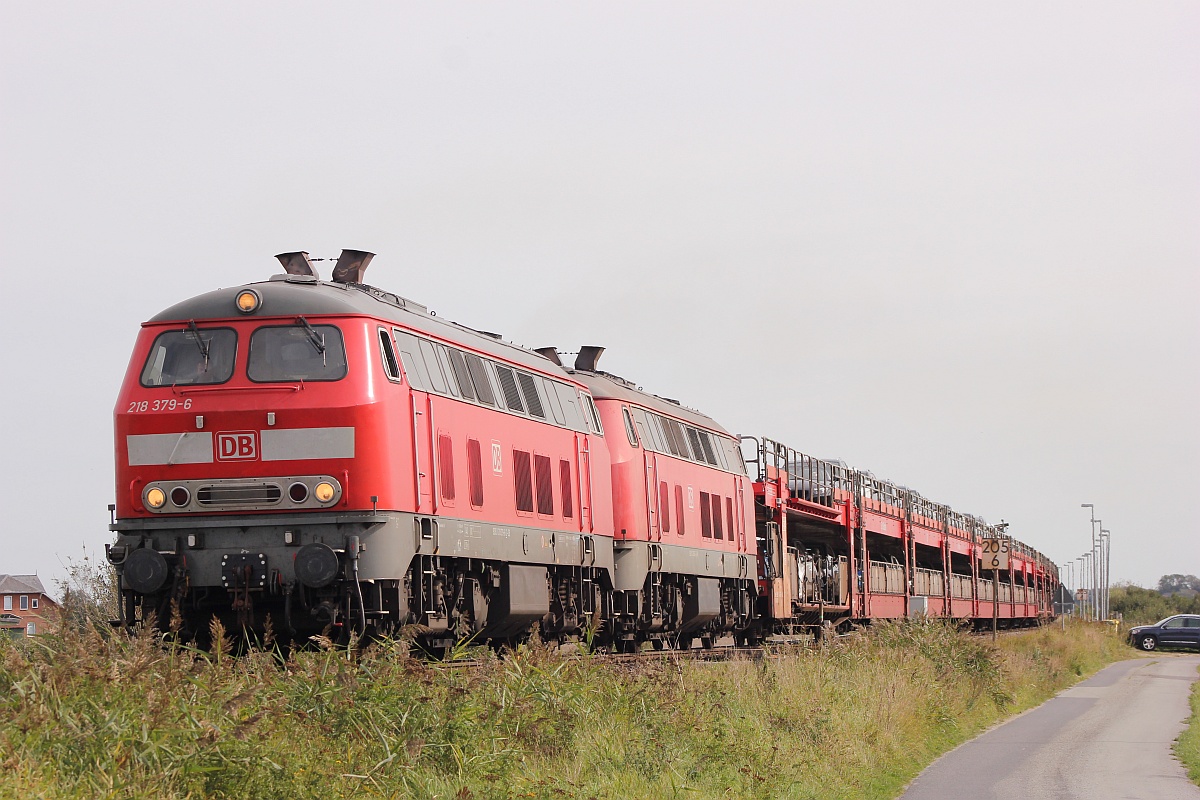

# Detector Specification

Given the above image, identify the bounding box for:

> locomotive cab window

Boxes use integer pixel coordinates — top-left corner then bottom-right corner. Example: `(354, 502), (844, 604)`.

(622, 407), (639, 447)
(248, 323), (347, 382)
(378, 328), (401, 382)
(582, 394), (604, 435)
(140, 326), (237, 387)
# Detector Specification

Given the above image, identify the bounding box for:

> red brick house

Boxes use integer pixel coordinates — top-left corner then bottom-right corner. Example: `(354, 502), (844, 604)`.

(0, 574), (58, 638)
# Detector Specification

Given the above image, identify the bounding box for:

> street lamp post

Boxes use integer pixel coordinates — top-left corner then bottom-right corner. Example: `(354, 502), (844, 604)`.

(1075, 556), (1086, 618)
(1081, 504), (1098, 620)
(1081, 551), (1094, 620)
(1100, 529), (1111, 620)
(1070, 561), (1080, 618)
(1094, 520), (1102, 619)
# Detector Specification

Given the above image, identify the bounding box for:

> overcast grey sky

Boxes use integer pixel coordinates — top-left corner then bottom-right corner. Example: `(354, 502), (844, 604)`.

(1, 3), (1196, 593)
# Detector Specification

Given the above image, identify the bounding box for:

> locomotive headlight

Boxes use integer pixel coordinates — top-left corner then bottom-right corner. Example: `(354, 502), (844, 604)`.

(145, 487), (166, 509)
(235, 289), (261, 313)
(314, 482), (336, 503)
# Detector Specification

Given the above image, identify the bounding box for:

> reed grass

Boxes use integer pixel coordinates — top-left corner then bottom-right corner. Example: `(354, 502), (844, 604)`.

(1177, 661), (1200, 785)
(0, 618), (1123, 800)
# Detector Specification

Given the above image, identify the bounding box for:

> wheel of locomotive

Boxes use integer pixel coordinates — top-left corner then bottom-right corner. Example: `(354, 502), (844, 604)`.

(700, 636), (714, 650)
(736, 630), (761, 648)
(616, 638), (638, 654)
(421, 643), (450, 660)
(1139, 635), (1158, 652)
(651, 639), (665, 651)
(489, 636), (519, 655)
(677, 635), (693, 651)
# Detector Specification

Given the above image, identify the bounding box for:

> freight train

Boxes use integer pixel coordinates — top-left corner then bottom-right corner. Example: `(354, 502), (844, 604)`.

(108, 251), (1059, 650)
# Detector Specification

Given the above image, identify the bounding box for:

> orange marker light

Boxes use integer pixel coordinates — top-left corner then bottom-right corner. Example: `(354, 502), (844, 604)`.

(235, 289), (261, 313)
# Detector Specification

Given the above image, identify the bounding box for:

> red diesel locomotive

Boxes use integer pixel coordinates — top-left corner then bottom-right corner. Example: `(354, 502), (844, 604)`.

(108, 251), (1058, 650)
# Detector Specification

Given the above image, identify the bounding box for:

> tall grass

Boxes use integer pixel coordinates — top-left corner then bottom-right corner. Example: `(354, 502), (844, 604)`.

(0, 618), (1122, 800)
(1177, 662), (1200, 784)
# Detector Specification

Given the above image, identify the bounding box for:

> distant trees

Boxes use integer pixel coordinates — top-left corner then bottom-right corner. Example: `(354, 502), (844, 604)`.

(1156, 574), (1200, 596)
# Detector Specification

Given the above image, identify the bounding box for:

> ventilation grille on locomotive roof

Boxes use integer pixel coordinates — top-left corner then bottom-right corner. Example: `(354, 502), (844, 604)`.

(196, 483), (283, 506)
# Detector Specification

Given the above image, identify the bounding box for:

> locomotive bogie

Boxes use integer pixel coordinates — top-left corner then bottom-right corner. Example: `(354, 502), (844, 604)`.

(610, 573), (757, 649)
(109, 509), (620, 645)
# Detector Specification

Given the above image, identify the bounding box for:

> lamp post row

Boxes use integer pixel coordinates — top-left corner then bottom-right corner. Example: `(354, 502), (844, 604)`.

(1069, 504), (1111, 621)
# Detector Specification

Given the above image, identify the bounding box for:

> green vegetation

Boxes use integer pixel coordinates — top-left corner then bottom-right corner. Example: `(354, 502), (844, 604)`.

(1110, 583), (1200, 625)
(1178, 663), (1200, 786)
(0, 612), (1123, 800)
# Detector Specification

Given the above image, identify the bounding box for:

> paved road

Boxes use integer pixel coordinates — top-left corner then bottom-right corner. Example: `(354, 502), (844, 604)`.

(900, 655), (1200, 800)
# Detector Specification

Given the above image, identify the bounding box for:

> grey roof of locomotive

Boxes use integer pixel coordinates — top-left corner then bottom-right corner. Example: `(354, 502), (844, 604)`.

(147, 274), (569, 378)
(570, 369), (733, 437)
(150, 272), (736, 436)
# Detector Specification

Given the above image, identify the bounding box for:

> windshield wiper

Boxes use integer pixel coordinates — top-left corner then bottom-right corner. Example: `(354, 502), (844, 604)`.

(185, 320), (210, 370)
(295, 316), (327, 366)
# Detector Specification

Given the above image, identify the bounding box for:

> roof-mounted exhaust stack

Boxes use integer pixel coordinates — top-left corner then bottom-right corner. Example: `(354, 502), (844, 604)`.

(575, 345), (604, 372)
(332, 249), (375, 284)
(535, 347), (564, 366)
(275, 251), (319, 278)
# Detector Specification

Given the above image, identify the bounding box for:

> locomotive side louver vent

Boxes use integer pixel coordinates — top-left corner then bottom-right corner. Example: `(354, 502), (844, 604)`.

(517, 372), (545, 418)
(495, 366), (525, 413)
(197, 483), (283, 506)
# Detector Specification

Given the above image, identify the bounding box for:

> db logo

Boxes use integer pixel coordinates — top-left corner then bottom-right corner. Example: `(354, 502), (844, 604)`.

(216, 431), (258, 461)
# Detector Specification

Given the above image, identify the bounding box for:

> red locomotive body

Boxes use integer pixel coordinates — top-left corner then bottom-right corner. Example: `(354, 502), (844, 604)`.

(116, 311), (388, 519)
(108, 251), (1059, 650)
(110, 253), (617, 648)
(567, 357), (757, 649)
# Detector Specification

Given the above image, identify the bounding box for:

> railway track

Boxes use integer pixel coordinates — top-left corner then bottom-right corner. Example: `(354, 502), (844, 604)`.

(433, 624), (1053, 667)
